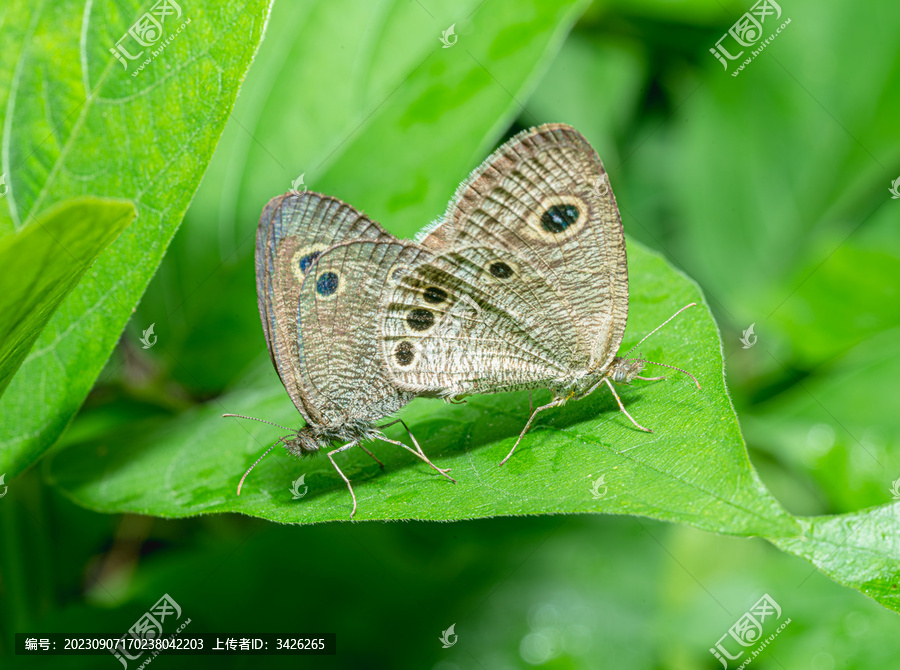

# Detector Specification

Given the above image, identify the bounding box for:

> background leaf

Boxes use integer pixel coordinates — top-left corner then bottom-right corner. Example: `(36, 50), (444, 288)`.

(0, 198), (134, 399)
(0, 0), (274, 476)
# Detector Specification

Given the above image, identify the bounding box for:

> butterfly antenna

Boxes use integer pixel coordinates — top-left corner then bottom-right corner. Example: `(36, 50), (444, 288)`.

(641, 360), (701, 390)
(237, 437), (287, 496)
(223, 413), (295, 433)
(622, 303), (697, 358)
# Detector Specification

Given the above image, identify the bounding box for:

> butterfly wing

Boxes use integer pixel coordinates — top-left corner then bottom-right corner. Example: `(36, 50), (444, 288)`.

(256, 192), (394, 422)
(296, 240), (428, 426)
(382, 124), (628, 396)
(428, 124), (627, 372)
(380, 247), (575, 395)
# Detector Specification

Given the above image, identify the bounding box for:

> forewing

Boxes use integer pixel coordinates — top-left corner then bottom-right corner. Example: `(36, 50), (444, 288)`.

(419, 123), (628, 373)
(298, 240), (426, 426)
(256, 192), (394, 421)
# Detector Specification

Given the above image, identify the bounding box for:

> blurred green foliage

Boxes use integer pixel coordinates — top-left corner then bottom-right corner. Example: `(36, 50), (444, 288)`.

(2, 0), (900, 667)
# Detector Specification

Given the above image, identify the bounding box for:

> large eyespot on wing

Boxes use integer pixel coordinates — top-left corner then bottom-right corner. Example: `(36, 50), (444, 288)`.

(417, 123), (628, 373)
(296, 240), (428, 426)
(380, 247), (572, 396)
(255, 192), (394, 422)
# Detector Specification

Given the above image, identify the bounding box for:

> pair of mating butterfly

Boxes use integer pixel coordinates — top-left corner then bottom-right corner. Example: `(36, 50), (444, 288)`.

(226, 124), (700, 517)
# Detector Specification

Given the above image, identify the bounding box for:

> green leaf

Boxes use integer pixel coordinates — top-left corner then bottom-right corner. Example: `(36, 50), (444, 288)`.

(0, 198), (134, 398)
(774, 504), (900, 615)
(48, 237), (797, 540)
(0, 0), (274, 475)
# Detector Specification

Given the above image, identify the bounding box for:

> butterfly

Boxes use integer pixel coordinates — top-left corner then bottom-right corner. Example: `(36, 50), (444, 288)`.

(226, 123), (699, 517)
(226, 192), (454, 516)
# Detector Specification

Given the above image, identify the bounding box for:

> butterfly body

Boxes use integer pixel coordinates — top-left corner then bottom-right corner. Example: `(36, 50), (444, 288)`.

(278, 420), (387, 458)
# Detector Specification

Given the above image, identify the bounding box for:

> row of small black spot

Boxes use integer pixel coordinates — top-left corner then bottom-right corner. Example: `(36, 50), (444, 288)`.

(312, 254), (522, 302)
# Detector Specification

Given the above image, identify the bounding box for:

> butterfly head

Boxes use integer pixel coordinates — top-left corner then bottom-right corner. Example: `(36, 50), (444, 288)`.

(609, 356), (647, 384)
(282, 427), (323, 457)
(282, 420), (381, 457)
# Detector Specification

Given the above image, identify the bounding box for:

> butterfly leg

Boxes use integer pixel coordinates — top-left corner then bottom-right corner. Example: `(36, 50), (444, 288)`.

(380, 419), (455, 480)
(603, 378), (652, 433)
(326, 441), (360, 519)
(357, 444), (385, 470)
(500, 397), (565, 466)
(375, 436), (456, 483)
(635, 375), (666, 382)
(380, 418), (424, 454)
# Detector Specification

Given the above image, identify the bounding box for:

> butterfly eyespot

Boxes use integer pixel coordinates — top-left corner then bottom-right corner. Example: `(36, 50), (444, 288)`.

(541, 204), (580, 233)
(423, 286), (448, 304)
(298, 251), (322, 273)
(489, 262), (513, 278)
(394, 341), (416, 366)
(316, 271), (339, 296)
(406, 308), (435, 332)
(291, 245), (327, 282)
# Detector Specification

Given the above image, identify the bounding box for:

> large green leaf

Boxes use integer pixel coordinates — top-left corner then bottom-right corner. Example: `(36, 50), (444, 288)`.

(0, 0), (274, 475)
(48, 237), (796, 541)
(774, 504), (900, 615)
(0, 198), (134, 398)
